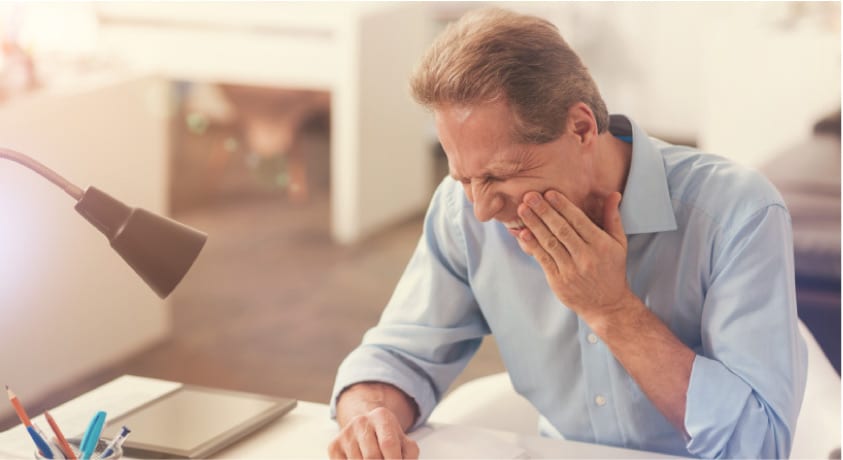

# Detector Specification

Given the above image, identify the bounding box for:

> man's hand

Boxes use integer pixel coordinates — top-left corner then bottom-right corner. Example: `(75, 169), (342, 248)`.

(517, 190), (696, 433)
(329, 383), (420, 459)
(516, 190), (633, 323)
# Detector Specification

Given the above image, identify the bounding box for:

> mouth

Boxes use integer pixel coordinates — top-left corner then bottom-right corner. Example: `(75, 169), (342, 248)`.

(502, 219), (526, 237)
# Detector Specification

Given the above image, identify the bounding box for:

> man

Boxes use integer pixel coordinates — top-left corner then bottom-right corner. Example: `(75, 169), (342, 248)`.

(328, 8), (807, 459)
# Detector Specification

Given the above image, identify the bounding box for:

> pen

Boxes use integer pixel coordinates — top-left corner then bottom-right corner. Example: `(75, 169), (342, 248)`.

(45, 411), (77, 460)
(97, 426), (130, 460)
(33, 425), (62, 459)
(6, 385), (56, 459)
(79, 411), (107, 460)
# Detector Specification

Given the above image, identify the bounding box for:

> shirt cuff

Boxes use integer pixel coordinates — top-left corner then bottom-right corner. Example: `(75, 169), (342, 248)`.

(685, 355), (755, 457)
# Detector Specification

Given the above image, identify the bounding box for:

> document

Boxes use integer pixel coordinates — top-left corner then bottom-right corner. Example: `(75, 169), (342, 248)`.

(412, 424), (528, 459)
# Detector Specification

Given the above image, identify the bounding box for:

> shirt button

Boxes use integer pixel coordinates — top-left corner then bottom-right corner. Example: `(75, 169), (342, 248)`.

(595, 395), (607, 406)
(587, 333), (598, 344)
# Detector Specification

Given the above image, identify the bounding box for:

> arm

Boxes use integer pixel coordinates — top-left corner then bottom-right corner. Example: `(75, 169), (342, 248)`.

(586, 294), (695, 434)
(518, 190), (693, 432)
(518, 190), (806, 457)
(328, 179), (488, 458)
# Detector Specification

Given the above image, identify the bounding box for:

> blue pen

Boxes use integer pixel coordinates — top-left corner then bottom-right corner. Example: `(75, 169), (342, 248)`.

(79, 411), (107, 460)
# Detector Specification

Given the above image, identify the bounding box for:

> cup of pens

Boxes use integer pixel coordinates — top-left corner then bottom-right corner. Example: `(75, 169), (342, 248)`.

(34, 438), (123, 460)
(7, 384), (130, 460)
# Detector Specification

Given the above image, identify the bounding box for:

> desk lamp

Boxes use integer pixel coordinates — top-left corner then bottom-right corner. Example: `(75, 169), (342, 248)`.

(1, 147), (207, 298)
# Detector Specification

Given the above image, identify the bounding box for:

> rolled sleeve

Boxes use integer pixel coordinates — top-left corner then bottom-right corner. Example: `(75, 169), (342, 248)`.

(685, 204), (807, 458)
(329, 346), (440, 429)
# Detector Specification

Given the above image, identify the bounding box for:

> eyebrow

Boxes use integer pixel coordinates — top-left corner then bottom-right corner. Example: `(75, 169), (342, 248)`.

(449, 160), (521, 182)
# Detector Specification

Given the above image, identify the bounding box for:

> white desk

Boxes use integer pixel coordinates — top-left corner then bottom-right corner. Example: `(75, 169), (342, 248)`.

(0, 375), (680, 459)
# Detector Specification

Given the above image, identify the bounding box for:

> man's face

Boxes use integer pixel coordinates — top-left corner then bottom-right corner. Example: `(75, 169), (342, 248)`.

(435, 101), (600, 236)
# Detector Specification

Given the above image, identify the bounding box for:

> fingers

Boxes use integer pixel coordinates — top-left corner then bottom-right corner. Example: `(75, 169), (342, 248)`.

(372, 417), (404, 459)
(402, 438), (420, 459)
(517, 207), (567, 274)
(328, 408), (418, 460)
(356, 417), (384, 458)
(522, 192), (585, 258)
(542, 190), (598, 242)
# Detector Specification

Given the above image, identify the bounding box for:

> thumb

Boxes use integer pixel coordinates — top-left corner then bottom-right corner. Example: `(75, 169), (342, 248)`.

(603, 192), (626, 244)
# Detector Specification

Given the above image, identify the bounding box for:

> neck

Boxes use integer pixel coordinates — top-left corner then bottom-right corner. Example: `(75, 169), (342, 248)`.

(582, 132), (632, 227)
(595, 131), (632, 196)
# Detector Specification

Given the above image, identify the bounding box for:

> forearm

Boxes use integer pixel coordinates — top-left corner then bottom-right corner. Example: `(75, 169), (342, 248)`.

(584, 292), (695, 434)
(336, 382), (420, 431)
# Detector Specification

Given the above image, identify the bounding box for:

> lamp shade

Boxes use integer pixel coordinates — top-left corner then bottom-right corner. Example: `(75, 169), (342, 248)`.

(74, 186), (207, 298)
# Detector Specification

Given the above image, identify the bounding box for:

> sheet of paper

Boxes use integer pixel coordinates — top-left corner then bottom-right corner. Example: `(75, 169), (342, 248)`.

(412, 424), (528, 459)
(0, 375), (181, 459)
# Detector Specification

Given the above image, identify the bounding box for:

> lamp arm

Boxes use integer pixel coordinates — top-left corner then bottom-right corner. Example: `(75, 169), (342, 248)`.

(0, 147), (84, 200)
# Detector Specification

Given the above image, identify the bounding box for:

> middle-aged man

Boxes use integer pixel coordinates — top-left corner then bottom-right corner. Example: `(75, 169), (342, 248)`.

(328, 8), (808, 459)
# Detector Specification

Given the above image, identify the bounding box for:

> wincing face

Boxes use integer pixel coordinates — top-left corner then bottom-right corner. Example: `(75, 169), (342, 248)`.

(434, 100), (606, 237)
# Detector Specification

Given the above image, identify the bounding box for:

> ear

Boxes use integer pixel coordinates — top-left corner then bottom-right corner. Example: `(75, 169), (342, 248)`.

(566, 102), (598, 146)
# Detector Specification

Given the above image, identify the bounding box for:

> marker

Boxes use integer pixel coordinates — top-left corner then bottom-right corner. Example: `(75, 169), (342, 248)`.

(78, 411), (106, 460)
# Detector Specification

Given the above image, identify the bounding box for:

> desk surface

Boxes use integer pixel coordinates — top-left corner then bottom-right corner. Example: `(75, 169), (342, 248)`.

(0, 375), (680, 459)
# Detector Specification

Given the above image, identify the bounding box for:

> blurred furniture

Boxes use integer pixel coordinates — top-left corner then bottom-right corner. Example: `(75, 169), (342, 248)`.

(762, 110), (841, 373)
(0, 75), (173, 425)
(95, 3), (432, 244)
(219, 85), (329, 204)
(429, 320), (842, 459)
(171, 82), (330, 210)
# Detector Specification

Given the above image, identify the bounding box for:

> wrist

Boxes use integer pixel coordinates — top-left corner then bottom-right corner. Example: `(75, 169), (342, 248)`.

(336, 381), (418, 430)
(581, 289), (645, 337)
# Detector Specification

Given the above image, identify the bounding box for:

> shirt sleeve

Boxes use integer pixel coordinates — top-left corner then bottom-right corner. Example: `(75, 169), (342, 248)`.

(329, 179), (489, 430)
(685, 204), (808, 458)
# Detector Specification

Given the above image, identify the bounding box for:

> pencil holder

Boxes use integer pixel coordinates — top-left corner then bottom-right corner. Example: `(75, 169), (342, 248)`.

(34, 439), (122, 460)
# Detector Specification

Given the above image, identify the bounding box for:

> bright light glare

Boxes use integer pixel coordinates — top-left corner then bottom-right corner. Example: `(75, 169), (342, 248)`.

(0, 173), (47, 301)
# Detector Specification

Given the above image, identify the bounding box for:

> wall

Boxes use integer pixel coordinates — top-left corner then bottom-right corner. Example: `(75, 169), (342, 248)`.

(488, 2), (840, 166)
(0, 76), (173, 420)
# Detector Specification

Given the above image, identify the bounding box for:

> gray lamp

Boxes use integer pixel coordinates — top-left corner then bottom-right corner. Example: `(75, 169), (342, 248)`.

(1, 147), (207, 298)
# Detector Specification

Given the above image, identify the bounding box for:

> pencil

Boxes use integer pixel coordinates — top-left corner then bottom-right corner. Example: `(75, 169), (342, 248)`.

(45, 411), (77, 460)
(6, 385), (32, 427)
(6, 385), (55, 458)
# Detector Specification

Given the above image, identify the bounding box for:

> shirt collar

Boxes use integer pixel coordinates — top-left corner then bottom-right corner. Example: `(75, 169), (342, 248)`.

(611, 114), (678, 235)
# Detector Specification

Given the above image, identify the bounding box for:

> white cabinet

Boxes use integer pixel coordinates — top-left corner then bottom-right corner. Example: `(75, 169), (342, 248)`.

(96, 3), (433, 244)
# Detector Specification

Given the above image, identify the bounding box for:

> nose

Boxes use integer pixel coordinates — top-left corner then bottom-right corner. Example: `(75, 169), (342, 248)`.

(470, 183), (504, 222)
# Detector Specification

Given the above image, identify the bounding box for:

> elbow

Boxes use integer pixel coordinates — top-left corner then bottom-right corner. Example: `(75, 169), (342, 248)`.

(690, 401), (794, 459)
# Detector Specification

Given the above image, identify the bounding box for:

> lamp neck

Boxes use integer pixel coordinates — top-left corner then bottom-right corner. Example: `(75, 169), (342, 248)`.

(0, 147), (84, 200)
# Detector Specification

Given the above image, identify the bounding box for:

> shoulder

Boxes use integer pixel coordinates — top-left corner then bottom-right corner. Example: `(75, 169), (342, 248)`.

(427, 176), (474, 233)
(426, 177), (499, 253)
(657, 140), (789, 229)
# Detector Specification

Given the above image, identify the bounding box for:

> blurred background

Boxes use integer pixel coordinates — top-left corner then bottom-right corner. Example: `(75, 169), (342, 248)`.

(0, 2), (839, 430)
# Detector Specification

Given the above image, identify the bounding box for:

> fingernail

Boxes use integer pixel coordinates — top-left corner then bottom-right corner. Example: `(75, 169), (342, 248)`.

(544, 190), (557, 203)
(526, 193), (540, 206)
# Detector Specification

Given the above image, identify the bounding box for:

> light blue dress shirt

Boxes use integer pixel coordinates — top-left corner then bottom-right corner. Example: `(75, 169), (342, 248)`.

(331, 115), (807, 458)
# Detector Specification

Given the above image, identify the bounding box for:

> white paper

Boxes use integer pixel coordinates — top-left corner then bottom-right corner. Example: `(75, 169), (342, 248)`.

(412, 424), (528, 459)
(0, 375), (181, 459)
